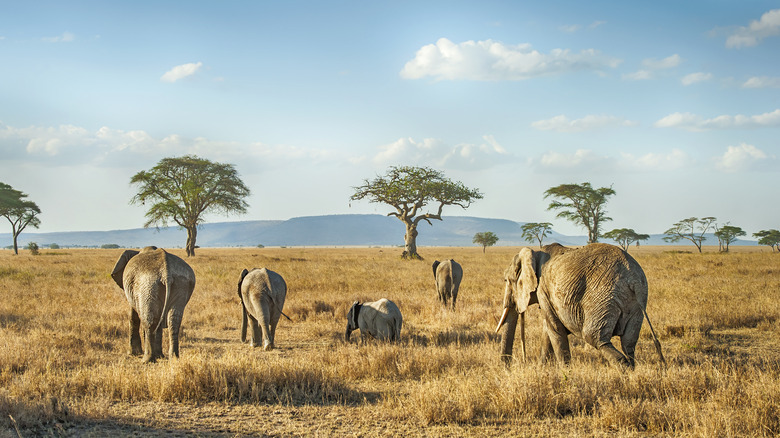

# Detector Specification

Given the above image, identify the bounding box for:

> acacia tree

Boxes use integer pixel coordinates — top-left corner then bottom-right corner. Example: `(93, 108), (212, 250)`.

(351, 166), (483, 259)
(473, 231), (499, 253)
(130, 155), (250, 257)
(663, 216), (716, 253)
(0, 182), (42, 255)
(603, 228), (650, 252)
(753, 229), (780, 252)
(713, 224), (746, 252)
(520, 222), (553, 248)
(544, 183), (615, 244)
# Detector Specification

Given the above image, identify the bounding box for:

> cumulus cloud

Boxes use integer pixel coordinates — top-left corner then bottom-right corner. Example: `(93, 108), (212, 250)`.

(559, 24), (581, 33)
(42, 32), (75, 43)
(623, 54), (681, 80)
(619, 149), (692, 171)
(655, 109), (780, 130)
(371, 135), (511, 170)
(161, 62), (203, 83)
(531, 114), (638, 132)
(742, 76), (780, 88)
(726, 9), (780, 48)
(715, 143), (773, 172)
(535, 149), (613, 173)
(399, 38), (621, 81)
(681, 72), (713, 86)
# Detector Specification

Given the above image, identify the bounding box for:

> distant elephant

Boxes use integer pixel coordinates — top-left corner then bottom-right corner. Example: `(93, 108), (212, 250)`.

(495, 243), (664, 368)
(432, 259), (463, 309)
(237, 268), (290, 351)
(345, 299), (402, 343)
(111, 246), (196, 363)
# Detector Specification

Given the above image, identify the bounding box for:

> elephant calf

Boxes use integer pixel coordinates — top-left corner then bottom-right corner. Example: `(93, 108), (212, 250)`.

(432, 259), (463, 309)
(111, 246), (196, 363)
(238, 268), (290, 351)
(346, 299), (402, 343)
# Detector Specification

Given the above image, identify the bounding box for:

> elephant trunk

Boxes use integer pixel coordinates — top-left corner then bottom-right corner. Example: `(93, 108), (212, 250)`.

(240, 306), (248, 343)
(498, 306), (519, 366)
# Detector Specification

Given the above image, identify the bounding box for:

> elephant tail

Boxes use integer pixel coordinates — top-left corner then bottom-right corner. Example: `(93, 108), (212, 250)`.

(155, 270), (175, 333)
(640, 306), (666, 367)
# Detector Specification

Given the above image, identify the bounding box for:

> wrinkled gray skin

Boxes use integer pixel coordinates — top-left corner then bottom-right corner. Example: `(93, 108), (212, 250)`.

(238, 268), (288, 351)
(432, 259), (463, 310)
(345, 299), (402, 343)
(111, 246), (196, 363)
(495, 243), (664, 369)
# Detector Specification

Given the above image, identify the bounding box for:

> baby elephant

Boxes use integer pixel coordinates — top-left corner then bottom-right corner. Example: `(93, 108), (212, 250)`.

(237, 268), (290, 351)
(432, 259), (463, 309)
(345, 299), (402, 343)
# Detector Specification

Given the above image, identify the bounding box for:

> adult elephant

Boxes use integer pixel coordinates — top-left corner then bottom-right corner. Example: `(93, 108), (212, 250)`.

(345, 299), (402, 343)
(432, 259), (463, 309)
(495, 243), (664, 368)
(237, 268), (290, 351)
(111, 246), (196, 363)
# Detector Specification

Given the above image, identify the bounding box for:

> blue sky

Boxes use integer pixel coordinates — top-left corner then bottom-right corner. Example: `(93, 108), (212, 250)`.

(1, 1), (779, 238)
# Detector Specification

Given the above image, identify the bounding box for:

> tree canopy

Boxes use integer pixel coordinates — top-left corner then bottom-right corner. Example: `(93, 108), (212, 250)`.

(130, 155), (250, 256)
(544, 183), (615, 244)
(0, 182), (42, 255)
(520, 222), (553, 248)
(351, 166), (483, 259)
(663, 217), (716, 253)
(603, 228), (650, 251)
(473, 231), (499, 253)
(713, 224), (746, 252)
(753, 229), (780, 252)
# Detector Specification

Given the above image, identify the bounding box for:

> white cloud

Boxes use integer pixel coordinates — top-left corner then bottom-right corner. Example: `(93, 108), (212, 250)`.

(681, 72), (713, 86)
(559, 24), (581, 33)
(619, 149), (691, 171)
(589, 21), (606, 30)
(536, 149), (613, 172)
(742, 76), (780, 88)
(531, 114), (638, 132)
(624, 54), (681, 81)
(726, 9), (780, 48)
(655, 109), (780, 130)
(399, 38), (621, 81)
(622, 70), (653, 81)
(160, 62), (203, 83)
(715, 143), (773, 172)
(371, 135), (511, 170)
(42, 32), (75, 43)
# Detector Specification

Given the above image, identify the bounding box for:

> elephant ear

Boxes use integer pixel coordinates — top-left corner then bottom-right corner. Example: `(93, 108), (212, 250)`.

(431, 260), (440, 279)
(349, 301), (361, 329)
(110, 250), (139, 290)
(238, 269), (250, 297)
(515, 248), (538, 313)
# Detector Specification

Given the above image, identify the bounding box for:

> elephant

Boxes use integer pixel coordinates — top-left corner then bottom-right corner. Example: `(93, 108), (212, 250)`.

(345, 299), (402, 343)
(495, 243), (664, 369)
(237, 268), (290, 351)
(432, 259), (463, 309)
(111, 246), (196, 363)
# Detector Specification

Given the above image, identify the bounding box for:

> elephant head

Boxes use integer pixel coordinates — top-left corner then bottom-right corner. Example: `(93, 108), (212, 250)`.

(495, 247), (549, 364)
(110, 249), (140, 289)
(238, 268), (250, 343)
(345, 301), (361, 342)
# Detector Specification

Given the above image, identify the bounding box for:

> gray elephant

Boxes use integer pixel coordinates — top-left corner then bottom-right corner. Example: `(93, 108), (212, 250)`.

(111, 246), (196, 363)
(345, 299), (402, 343)
(495, 243), (664, 368)
(238, 268), (290, 351)
(432, 259), (463, 309)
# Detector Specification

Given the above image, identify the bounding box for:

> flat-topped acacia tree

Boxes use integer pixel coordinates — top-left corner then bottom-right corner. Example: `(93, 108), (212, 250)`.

(130, 155), (250, 257)
(351, 166), (483, 259)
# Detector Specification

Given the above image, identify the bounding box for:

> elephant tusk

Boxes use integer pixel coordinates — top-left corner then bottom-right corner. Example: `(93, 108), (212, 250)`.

(495, 307), (510, 334)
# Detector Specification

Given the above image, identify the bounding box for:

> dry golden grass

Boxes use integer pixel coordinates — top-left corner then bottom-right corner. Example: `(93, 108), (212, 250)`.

(1, 245), (779, 436)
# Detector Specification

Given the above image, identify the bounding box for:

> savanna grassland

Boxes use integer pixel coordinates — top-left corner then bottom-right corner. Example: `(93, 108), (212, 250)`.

(1, 245), (780, 437)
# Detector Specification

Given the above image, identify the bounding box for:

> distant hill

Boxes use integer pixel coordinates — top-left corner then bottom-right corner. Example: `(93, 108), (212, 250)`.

(0, 214), (756, 249)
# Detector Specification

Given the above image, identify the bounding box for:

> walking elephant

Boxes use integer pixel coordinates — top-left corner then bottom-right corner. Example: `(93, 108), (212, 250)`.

(237, 268), (290, 351)
(432, 259), (463, 309)
(495, 243), (664, 368)
(345, 299), (402, 343)
(111, 246), (196, 363)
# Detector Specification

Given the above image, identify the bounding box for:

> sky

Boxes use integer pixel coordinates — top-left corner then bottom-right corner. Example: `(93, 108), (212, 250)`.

(1, 1), (779, 238)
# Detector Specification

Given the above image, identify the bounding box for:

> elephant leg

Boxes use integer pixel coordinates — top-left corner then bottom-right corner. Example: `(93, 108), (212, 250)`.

(167, 308), (183, 359)
(141, 325), (158, 363)
(248, 314), (261, 348)
(269, 310), (282, 348)
(259, 300), (273, 351)
(619, 311), (644, 368)
(543, 315), (571, 365)
(129, 308), (143, 356)
(539, 319), (555, 364)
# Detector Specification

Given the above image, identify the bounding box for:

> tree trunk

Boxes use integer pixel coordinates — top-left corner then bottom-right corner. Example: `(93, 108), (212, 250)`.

(403, 223), (421, 259)
(186, 226), (197, 257)
(12, 234), (19, 255)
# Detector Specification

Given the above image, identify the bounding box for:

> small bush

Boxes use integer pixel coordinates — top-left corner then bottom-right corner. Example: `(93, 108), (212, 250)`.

(26, 242), (39, 255)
